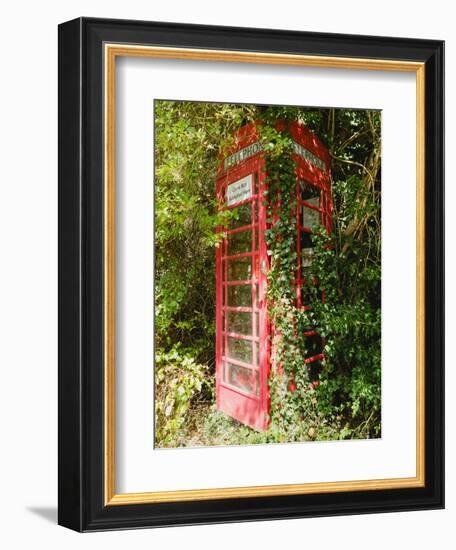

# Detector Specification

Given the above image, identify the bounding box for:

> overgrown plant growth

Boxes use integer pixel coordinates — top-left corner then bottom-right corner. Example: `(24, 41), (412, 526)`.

(259, 107), (381, 441)
(257, 122), (316, 441)
(154, 101), (381, 447)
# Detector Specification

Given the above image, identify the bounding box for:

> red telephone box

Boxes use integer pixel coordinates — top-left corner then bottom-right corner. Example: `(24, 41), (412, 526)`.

(215, 120), (331, 431)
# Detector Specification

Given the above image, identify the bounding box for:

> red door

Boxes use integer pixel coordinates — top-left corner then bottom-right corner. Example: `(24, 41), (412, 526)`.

(215, 126), (269, 431)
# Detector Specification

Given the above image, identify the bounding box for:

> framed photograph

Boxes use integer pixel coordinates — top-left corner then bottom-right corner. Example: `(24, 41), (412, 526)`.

(58, 17), (444, 531)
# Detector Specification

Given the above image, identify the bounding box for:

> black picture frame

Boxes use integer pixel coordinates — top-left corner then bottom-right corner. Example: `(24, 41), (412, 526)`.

(58, 17), (444, 532)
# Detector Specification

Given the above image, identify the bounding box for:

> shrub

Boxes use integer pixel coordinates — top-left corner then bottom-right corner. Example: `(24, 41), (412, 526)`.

(155, 347), (212, 447)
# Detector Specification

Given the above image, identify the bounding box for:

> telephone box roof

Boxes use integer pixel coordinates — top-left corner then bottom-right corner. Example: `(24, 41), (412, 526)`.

(217, 120), (331, 180)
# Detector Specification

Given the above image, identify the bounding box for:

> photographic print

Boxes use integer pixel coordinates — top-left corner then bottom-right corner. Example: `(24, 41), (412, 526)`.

(154, 100), (381, 448)
(59, 19), (444, 530)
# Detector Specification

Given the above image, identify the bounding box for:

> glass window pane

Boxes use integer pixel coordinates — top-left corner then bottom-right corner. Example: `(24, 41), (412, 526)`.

(304, 196), (320, 209)
(301, 248), (314, 270)
(227, 311), (252, 335)
(305, 334), (322, 358)
(300, 231), (314, 249)
(228, 229), (252, 255)
(300, 180), (320, 201)
(225, 362), (258, 395)
(228, 202), (252, 230)
(302, 198), (321, 229)
(227, 337), (252, 364)
(300, 231), (314, 271)
(227, 257), (252, 281)
(227, 284), (252, 307)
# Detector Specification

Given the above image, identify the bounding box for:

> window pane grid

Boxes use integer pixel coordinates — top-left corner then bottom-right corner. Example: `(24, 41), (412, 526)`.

(223, 332), (259, 342)
(223, 305), (258, 313)
(221, 355), (260, 370)
(220, 171), (262, 394)
(225, 222), (258, 236)
(222, 251), (257, 261)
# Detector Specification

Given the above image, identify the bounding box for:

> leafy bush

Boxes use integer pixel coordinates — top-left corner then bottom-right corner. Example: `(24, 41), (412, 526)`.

(259, 108), (381, 440)
(155, 347), (212, 447)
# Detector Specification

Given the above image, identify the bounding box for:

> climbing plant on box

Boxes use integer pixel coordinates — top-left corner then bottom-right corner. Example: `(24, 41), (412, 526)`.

(259, 106), (381, 440)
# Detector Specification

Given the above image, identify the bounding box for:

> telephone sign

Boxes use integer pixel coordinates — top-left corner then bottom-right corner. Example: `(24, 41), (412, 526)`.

(226, 174), (253, 206)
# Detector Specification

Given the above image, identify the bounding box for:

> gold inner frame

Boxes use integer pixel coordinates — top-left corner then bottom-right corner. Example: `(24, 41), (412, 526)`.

(104, 44), (426, 506)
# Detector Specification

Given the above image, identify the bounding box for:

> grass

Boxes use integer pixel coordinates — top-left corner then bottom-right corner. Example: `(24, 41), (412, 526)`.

(170, 401), (355, 448)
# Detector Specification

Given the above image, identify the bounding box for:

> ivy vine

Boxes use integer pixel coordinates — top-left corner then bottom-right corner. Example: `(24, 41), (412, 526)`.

(258, 111), (381, 441)
(259, 123), (317, 439)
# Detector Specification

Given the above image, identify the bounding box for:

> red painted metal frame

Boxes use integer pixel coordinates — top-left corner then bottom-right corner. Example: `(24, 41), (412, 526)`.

(216, 121), (331, 431)
(215, 124), (269, 431)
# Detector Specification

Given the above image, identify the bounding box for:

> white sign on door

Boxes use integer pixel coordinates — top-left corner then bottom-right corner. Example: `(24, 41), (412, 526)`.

(226, 174), (253, 206)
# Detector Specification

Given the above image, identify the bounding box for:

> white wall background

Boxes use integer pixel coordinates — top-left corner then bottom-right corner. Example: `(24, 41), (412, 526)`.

(0, 0), (451, 547)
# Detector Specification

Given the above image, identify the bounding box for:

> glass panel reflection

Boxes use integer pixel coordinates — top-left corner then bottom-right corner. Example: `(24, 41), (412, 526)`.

(302, 197), (321, 229)
(228, 229), (252, 255)
(300, 231), (314, 272)
(225, 362), (258, 395)
(227, 284), (252, 307)
(227, 311), (252, 335)
(227, 337), (252, 364)
(228, 202), (252, 230)
(300, 180), (320, 201)
(227, 257), (252, 281)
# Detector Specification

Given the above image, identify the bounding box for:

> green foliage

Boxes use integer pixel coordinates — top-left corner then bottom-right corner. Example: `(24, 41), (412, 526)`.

(154, 101), (256, 447)
(258, 124), (315, 438)
(154, 347), (212, 447)
(260, 107), (381, 440)
(154, 100), (382, 446)
(155, 101), (256, 362)
(308, 183), (381, 438)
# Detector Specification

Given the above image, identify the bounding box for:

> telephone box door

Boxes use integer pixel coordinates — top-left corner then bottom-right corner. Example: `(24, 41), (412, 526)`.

(215, 150), (269, 431)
